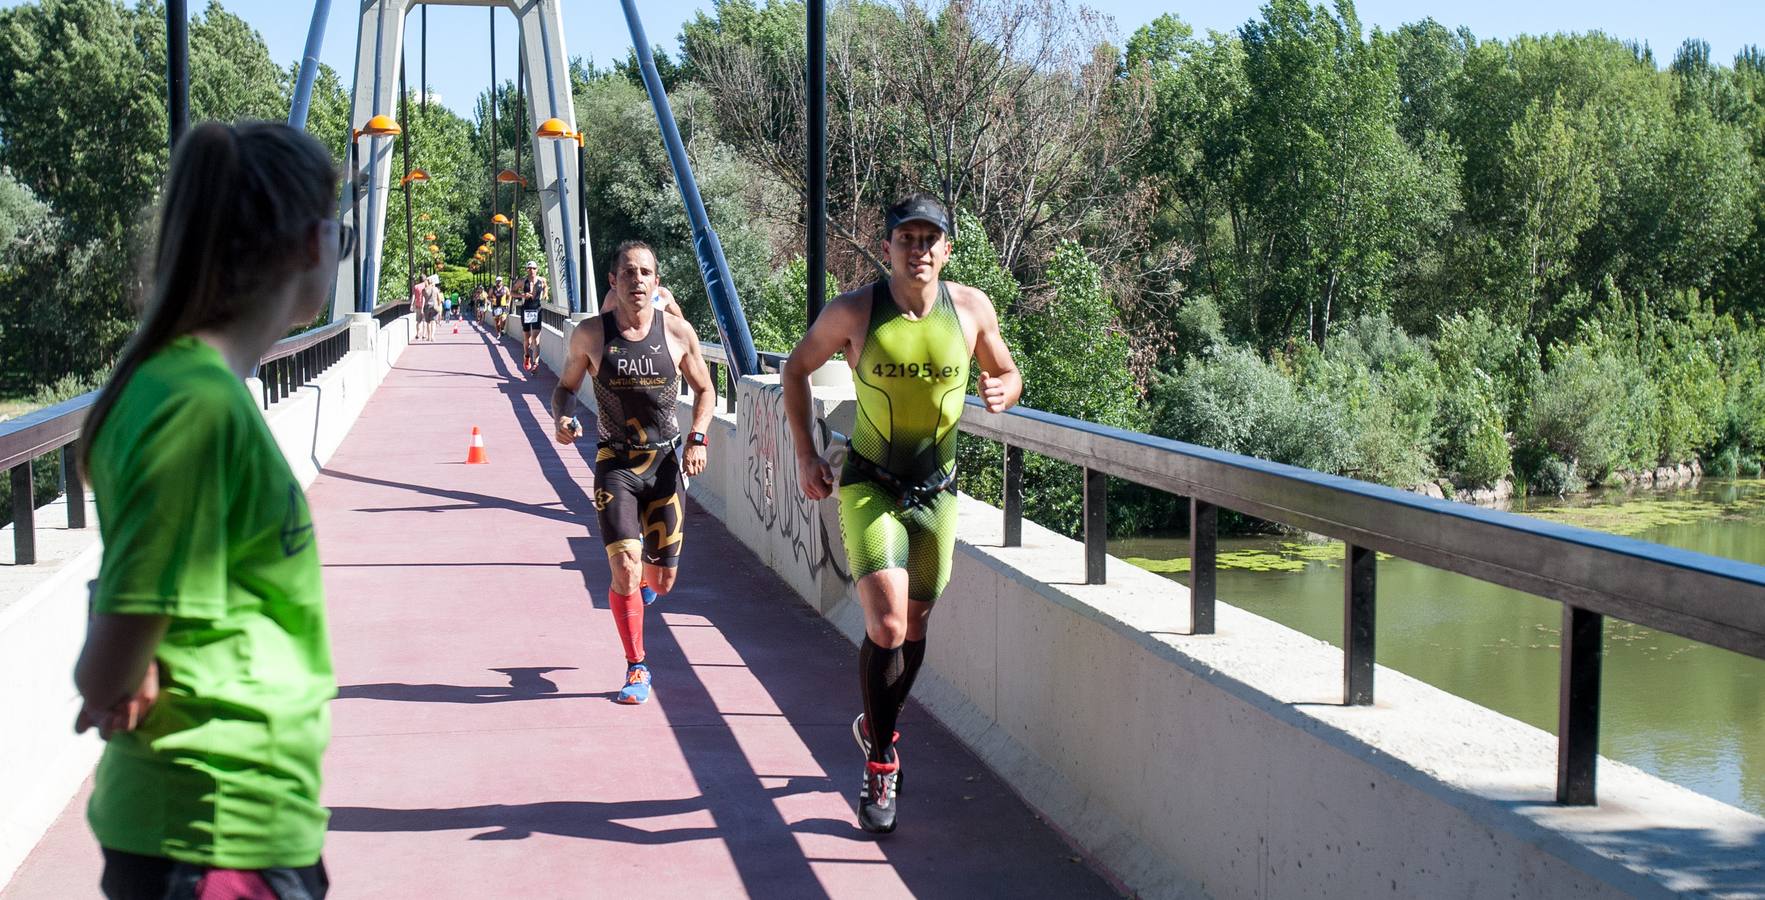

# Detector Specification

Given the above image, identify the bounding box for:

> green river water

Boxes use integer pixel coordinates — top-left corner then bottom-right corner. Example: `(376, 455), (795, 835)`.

(1109, 478), (1765, 817)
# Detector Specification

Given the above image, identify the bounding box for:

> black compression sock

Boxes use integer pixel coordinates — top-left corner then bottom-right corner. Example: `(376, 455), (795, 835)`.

(894, 637), (927, 717)
(859, 636), (904, 763)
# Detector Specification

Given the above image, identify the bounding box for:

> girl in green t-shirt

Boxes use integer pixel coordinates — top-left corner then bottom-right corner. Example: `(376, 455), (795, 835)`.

(74, 122), (341, 898)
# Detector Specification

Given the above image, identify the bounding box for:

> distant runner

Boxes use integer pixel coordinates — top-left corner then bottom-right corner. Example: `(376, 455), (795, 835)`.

(782, 193), (1022, 835)
(517, 261), (547, 372)
(492, 276), (511, 332)
(553, 240), (715, 705)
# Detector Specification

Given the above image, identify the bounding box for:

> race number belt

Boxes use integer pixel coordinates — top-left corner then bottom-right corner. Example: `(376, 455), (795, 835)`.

(844, 445), (956, 510)
(521, 309), (541, 325)
(601, 434), (683, 453)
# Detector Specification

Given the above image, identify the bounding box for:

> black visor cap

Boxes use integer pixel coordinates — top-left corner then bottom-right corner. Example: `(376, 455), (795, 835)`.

(885, 195), (952, 237)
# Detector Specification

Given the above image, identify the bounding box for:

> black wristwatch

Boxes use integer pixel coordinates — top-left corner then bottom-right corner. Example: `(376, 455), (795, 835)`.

(686, 431), (709, 447)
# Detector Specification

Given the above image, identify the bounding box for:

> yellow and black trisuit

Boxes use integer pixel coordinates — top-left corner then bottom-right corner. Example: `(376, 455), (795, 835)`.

(593, 310), (685, 567)
(839, 280), (969, 600)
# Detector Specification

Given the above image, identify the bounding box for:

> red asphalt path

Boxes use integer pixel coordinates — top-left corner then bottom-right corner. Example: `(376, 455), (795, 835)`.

(5, 319), (1118, 899)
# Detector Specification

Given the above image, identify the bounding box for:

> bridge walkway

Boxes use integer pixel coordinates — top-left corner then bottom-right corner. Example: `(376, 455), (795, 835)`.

(3, 320), (1116, 899)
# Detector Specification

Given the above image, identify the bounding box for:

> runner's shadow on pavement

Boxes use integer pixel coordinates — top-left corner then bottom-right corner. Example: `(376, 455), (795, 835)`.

(329, 779), (829, 846)
(337, 666), (616, 704)
(328, 799), (720, 845)
(321, 468), (588, 526)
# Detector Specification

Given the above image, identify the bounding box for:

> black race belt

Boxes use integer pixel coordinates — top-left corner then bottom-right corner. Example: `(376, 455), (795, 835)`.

(601, 434), (682, 453)
(845, 445), (955, 510)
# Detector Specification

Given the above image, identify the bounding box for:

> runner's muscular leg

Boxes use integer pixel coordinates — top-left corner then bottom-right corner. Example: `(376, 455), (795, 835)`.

(645, 563), (677, 597)
(858, 569), (911, 648)
(609, 547), (643, 595)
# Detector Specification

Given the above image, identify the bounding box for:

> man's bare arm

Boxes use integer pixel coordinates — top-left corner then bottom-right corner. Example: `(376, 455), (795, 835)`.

(669, 315), (716, 437)
(963, 288), (1023, 413)
(781, 293), (863, 499)
(552, 320), (600, 442)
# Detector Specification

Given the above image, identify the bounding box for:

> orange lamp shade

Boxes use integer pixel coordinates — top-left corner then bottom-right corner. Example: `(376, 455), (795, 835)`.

(356, 114), (402, 138)
(481, 233), (496, 242)
(496, 169), (527, 185)
(535, 117), (578, 141)
(428, 244), (440, 252)
(400, 169), (429, 186)
(492, 214), (512, 226)
(424, 233), (436, 242)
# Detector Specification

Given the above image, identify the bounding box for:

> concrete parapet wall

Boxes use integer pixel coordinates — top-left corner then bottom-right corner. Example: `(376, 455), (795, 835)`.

(682, 375), (1765, 899)
(0, 317), (413, 887)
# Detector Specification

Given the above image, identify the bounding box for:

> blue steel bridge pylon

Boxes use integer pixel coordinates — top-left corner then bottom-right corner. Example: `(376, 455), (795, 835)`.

(328, 0), (591, 320)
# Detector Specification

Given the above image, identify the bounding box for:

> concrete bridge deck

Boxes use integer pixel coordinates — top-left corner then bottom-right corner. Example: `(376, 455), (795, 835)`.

(2, 321), (1117, 899)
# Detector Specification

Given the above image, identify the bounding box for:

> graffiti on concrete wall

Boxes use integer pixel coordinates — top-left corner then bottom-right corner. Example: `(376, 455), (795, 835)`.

(741, 385), (850, 585)
(550, 233), (571, 303)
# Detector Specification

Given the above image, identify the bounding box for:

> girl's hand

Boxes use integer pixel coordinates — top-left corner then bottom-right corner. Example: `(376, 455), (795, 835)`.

(76, 660), (160, 740)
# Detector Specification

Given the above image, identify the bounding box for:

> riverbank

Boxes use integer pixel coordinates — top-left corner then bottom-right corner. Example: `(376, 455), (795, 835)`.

(1412, 458), (1708, 506)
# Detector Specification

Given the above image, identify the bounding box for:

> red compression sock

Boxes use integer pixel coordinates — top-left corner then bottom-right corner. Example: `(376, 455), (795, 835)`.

(609, 587), (645, 663)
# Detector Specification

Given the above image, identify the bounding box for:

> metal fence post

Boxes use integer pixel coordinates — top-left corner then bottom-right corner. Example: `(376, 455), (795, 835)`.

(63, 447), (85, 529)
(11, 461), (35, 565)
(1344, 543), (1376, 705)
(1557, 605), (1603, 804)
(1084, 467), (1106, 584)
(1002, 444), (1023, 547)
(1190, 498), (1216, 634)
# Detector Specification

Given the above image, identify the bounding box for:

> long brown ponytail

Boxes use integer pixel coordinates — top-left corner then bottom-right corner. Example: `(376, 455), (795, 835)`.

(81, 122), (337, 469)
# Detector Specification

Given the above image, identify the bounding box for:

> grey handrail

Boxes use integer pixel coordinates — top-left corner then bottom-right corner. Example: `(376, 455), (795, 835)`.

(956, 398), (1765, 660)
(0, 394), (94, 474)
(260, 320), (352, 365)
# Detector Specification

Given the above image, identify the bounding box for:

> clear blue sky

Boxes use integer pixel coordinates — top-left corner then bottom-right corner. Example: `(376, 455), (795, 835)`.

(6, 1), (1763, 118)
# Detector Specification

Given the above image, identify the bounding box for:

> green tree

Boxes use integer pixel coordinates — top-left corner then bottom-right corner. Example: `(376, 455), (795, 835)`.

(566, 70), (777, 335)
(0, 0), (165, 242)
(377, 98), (481, 303)
(749, 257), (836, 353)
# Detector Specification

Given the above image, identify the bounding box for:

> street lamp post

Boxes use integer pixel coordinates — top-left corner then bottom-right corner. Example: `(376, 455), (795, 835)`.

(495, 170), (526, 287)
(513, 46), (525, 290)
(351, 113), (402, 312)
(482, 232), (498, 291)
(536, 118), (587, 313)
(401, 169), (429, 293)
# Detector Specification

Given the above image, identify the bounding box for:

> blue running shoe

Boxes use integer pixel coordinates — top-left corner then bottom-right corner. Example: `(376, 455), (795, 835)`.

(617, 663), (652, 705)
(640, 583), (658, 606)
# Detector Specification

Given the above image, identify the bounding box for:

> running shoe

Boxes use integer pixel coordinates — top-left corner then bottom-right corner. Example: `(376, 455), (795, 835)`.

(852, 714), (904, 793)
(856, 758), (900, 834)
(617, 663), (652, 705)
(640, 581), (658, 606)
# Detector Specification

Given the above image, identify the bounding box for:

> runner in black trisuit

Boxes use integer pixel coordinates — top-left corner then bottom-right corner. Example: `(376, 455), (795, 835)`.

(517, 261), (547, 372)
(553, 240), (716, 704)
(783, 194), (1022, 834)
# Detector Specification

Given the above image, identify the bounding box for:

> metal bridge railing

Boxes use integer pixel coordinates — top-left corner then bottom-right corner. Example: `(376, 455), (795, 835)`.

(700, 342), (1765, 809)
(698, 342), (782, 413)
(0, 312), (407, 566)
(541, 303), (570, 333)
(257, 320), (352, 407)
(373, 300), (411, 329)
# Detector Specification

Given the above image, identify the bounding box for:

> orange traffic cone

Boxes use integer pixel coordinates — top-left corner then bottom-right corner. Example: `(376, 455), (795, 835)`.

(453, 321), (459, 334)
(464, 426), (489, 464)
